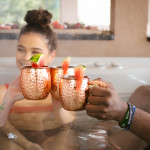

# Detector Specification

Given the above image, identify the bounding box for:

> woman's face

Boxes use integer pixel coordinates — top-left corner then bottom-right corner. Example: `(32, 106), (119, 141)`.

(16, 32), (56, 70)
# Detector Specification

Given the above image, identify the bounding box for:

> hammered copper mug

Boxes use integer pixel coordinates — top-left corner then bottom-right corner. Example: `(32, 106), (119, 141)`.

(20, 66), (51, 100)
(50, 66), (74, 100)
(59, 75), (89, 111)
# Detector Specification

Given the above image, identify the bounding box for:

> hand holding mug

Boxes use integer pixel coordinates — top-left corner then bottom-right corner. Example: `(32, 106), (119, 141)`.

(86, 78), (128, 123)
(6, 75), (24, 103)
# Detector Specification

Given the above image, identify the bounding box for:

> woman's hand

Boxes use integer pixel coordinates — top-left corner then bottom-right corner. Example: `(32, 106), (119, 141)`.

(86, 78), (128, 123)
(52, 97), (62, 109)
(6, 75), (24, 103)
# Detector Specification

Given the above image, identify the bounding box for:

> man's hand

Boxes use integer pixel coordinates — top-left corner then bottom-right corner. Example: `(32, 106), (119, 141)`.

(86, 78), (128, 123)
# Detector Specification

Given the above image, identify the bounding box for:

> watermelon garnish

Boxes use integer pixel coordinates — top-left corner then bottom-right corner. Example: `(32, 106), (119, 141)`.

(74, 64), (86, 91)
(30, 53), (45, 67)
(62, 57), (71, 76)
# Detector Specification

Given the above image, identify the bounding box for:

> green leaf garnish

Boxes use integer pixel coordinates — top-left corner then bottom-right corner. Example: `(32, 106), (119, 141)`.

(30, 53), (43, 63)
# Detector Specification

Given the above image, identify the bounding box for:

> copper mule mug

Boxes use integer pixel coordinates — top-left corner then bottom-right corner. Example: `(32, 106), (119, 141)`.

(59, 75), (89, 111)
(20, 66), (51, 100)
(50, 66), (74, 100)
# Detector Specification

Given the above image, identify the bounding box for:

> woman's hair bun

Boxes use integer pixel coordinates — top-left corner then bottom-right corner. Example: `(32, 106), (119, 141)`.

(24, 8), (52, 27)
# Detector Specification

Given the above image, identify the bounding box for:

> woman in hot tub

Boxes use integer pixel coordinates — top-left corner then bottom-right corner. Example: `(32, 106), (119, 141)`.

(0, 8), (75, 150)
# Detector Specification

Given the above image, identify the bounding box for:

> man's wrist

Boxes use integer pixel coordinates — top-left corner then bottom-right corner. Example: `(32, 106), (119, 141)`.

(117, 101), (128, 124)
(118, 102), (136, 130)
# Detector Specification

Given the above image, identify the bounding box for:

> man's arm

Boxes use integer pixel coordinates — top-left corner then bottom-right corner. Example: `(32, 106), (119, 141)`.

(85, 79), (150, 143)
(130, 108), (150, 143)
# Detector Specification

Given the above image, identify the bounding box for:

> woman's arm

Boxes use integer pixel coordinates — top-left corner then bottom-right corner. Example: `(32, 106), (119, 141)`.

(0, 76), (45, 150)
(0, 76), (24, 127)
(85, 79), (150, 143)
(0, 94), (14, 126)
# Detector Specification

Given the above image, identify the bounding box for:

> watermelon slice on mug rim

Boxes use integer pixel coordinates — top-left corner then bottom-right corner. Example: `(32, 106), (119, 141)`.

(62, 56), (71, 76)
(74, 64), (86, 91)
(30, 53), (45, 67)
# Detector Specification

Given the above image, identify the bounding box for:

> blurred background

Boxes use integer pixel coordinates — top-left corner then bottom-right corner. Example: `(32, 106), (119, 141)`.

(0, 0), (150, 57)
